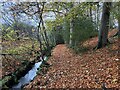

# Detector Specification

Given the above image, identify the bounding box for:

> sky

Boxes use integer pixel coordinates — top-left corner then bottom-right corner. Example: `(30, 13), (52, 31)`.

(0, 3), (3, 28)
(0, 2), (56, 28)
(0, 1), (119, 29)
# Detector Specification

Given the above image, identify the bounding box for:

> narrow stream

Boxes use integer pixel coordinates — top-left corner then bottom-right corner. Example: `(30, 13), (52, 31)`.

(11, 56), (47, 89)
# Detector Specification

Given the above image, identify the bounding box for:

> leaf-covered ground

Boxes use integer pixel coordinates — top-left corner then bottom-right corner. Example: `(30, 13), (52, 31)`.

(24, 30), (119, 89)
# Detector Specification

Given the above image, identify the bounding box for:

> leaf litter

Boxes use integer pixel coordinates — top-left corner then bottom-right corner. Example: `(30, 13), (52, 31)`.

(24, 30), (119, 89)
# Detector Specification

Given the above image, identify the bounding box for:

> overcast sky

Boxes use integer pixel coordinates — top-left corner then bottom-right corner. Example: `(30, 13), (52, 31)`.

(0, 2), (56, 28)
(0, 1), (119, 29)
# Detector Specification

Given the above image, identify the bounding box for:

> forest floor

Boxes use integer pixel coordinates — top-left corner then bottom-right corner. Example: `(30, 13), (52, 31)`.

(24, 29), (119, 89)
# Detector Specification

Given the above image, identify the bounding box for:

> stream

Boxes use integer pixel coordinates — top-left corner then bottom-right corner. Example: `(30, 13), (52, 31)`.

(11, 56), (47, 89)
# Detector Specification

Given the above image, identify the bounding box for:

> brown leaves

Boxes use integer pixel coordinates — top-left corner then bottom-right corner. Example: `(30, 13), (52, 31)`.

(24, 30), (119, 89)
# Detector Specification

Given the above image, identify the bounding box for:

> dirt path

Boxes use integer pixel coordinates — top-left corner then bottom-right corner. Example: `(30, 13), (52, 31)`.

(24, 39), (119, 89)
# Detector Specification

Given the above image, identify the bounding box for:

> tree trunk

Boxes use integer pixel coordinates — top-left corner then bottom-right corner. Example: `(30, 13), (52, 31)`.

(37, 22), (42, 51)
(41, 17), (49, 48)
(40, 2), (49, 49)
(95, 3), (100, 31)
(97, 2), (111, 49)
(69, 3), (74, 47)
(69, 19), (74, 46)
(37, 21), (44, 61)
(118, 5), (120, 38)
(89, 3), (92, 21)
(118, 19), (120, 38)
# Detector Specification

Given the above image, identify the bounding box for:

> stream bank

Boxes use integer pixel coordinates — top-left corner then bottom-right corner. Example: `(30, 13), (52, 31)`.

(1, 60), (35, 89)
(12, 56), (49, 89)
(1, 46), (53, 90)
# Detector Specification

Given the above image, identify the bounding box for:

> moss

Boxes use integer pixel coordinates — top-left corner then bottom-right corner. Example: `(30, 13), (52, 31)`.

(0, 76), (12, 87)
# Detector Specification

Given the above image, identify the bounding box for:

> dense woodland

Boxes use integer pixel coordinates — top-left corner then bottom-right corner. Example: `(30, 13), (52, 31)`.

(0, 1), (120, 89)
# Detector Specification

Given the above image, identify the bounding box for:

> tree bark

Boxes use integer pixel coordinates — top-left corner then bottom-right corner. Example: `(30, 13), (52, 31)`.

(118, 5), (120, 38)
(69, 3), (74, 47)
(118, 19), (120, 38)
(96, 3), (100, 31)
(69, 19), (74, 46)
(39, 2), (49, 49)
(41, 17), (49, 48)
(97, 2), (111, 49)
(89, 3), (92, 21)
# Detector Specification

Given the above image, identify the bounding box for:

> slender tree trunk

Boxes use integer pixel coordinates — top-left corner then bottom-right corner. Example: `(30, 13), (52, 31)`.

(97, 2), (111, 49)
(96, 3), (99, 31)
(86, 7), (89, 16)
(69, 3), (74, 47)
(41, 17), (49, 48)
(37, 21), (42, 52)
(89, 3), (92, 21)
(118, 19), (120, 38)
(40, 2), (49, 49)
(69, 19), (74, 46)
(118, 5), (120, 38)
(36, 2), (45, 61)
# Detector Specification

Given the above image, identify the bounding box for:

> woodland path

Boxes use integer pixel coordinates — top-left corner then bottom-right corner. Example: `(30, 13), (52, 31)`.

(25, 30), (119, 89)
